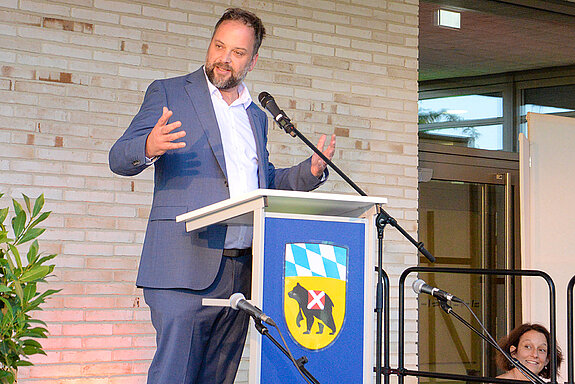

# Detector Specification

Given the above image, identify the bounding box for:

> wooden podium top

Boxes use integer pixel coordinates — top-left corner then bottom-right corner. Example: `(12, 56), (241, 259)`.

(176, 189), (386, 232)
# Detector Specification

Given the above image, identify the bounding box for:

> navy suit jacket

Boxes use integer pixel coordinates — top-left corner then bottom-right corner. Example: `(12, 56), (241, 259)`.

(109, 67), (324, 290)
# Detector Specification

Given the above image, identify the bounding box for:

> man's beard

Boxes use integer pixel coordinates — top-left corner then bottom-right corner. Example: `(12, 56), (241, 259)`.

(205, 61), (250, 90)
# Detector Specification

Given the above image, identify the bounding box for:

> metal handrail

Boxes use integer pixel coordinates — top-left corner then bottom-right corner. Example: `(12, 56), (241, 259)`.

(567, 275), (575, 384)
(398, 267), (557, 384)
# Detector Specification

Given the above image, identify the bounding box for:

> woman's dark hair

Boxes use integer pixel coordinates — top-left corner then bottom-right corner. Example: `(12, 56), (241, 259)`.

(496, 323), (563, 379)
(213, 8), (266, 56)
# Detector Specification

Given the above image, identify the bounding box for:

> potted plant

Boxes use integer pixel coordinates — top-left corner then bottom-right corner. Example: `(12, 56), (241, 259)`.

(0, 193), (59, 384)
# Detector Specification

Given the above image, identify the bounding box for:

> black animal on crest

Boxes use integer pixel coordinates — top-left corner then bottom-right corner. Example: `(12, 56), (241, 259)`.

(288, 283), (336, 335)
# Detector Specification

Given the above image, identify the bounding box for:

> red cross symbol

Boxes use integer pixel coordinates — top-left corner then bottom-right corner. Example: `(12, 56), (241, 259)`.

(307, 290), (325, 310)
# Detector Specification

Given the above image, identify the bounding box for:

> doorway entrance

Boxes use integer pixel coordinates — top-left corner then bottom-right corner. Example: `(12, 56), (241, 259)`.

(417, 142), (520, 379)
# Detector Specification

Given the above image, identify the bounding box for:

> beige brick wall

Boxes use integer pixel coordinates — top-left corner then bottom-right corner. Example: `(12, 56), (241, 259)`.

(0, 0), (419, 382)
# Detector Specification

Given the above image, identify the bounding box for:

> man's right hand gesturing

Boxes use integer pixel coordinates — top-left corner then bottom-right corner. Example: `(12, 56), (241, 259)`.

(145, 107), (186, 158)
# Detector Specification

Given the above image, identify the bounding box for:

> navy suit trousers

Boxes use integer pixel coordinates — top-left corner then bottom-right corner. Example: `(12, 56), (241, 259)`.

(143, 254), (252, 384)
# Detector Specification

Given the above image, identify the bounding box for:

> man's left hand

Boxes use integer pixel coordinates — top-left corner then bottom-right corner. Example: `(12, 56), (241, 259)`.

(311, 134), (336, 178)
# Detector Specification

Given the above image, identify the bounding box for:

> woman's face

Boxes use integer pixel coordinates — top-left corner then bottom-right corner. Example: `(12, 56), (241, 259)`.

(510, 329), (549, 375)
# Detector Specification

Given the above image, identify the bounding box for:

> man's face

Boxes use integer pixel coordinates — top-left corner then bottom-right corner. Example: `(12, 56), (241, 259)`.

(205, 20), (258, 91)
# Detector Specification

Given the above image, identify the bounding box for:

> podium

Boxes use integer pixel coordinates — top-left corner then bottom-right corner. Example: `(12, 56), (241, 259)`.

(176, 189), (386, 383)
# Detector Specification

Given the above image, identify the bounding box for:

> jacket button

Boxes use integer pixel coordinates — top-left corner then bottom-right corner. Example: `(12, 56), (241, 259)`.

(132, 160), (141, 166)
(224, 180), (228, 187)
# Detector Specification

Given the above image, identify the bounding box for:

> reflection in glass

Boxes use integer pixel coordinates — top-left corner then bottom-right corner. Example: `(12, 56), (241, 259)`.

(420, 125), (504, 150)
(418, 93), (504, 150)
(419, 93), (503, 121)
(520, 84), (575, 136)
(418, 180), (511, 380)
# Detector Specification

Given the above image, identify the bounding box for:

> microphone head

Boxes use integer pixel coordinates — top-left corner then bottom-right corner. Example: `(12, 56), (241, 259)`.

(229, 292), (245, 310)
(258, 91), (272, 107)
(412, 279), (426, 294)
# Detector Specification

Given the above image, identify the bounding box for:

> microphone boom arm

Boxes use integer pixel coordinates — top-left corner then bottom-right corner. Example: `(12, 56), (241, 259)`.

(258, 92), (435, 263)
(288, 124), (366, 197)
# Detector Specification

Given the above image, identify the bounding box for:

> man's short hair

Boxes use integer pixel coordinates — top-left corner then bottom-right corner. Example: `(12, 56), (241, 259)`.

(213, 8), (266, 56)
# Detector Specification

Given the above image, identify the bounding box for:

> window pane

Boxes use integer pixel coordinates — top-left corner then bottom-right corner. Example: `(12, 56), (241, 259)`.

(520, 84), (575, 135)
(523, 84), (575, 115)
(420, 124), (504, 150)
(419, 93), (503, 122)
(418, 93), (505, 150)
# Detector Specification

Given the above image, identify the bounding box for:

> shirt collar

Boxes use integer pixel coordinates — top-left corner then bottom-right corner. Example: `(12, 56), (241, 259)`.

(203, 66), (253, 109)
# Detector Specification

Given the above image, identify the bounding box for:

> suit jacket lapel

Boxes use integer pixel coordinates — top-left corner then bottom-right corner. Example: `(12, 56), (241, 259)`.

(246, 104), (267, 188)
(184, 68), (227, 179)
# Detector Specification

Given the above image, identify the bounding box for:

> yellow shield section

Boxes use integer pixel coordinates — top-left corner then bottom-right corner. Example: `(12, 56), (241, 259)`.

(284, 275), (346, 350)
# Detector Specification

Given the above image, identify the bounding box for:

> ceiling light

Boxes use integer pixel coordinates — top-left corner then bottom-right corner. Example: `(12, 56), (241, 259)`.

(435, 9), (461, 29)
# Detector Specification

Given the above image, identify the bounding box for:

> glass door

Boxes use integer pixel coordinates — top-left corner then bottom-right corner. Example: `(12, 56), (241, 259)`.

(417, 143), (520, 380)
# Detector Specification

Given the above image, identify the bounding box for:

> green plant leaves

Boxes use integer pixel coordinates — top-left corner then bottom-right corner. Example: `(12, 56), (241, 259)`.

(0, 208), (8, 226)
(7, 245), (21, 271)
(10, 194), (50, 246)
(26, 241), (39, 264)
(28, 289), (60, 312)
(12, 281), (23, 304)
(10, 211), (25, 240)
(32, 195), (44, 218)
(15, 359), (34, 366)
(28, 212), (50, 232)
(0, 193), (58, 377)
(11, 200), (22, 218)
(17, 228), (46, 246)
(0, 231), (8, 244)
(23, 283), (37, 304)
(0, 298), (14, 327)
(24, 328), (48, 339)
(20, 266), (53, 283)
(22, 195), (31, 215)
(0, 369), (16, 384)
(34, 254), (57, 268)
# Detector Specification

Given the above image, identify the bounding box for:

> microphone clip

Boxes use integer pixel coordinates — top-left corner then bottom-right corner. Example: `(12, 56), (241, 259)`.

(438, 299), (452, 314)
(274, 112), (296, 137)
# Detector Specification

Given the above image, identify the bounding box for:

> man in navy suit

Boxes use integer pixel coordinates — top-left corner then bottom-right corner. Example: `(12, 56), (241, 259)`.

(109, 8), (336, 384)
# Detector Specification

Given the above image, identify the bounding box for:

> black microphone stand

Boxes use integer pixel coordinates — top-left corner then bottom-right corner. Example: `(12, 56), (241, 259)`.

(264, 105), (435, 263)
(260, 95), (436, 384)
(437, 299), (545, 384)
(253, 319), (321, 384)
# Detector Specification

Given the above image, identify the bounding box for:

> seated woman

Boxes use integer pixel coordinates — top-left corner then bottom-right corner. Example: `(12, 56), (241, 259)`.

(496, 323), (563, 381)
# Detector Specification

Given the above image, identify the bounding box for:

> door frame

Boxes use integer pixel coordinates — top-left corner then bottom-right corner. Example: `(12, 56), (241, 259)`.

(418, 142), (522, 376)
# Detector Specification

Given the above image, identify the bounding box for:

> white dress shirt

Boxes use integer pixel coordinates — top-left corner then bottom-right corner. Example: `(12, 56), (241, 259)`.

(205, 71), (258, 249)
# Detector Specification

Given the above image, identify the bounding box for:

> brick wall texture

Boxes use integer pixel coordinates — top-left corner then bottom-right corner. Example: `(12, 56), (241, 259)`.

(0, 0), (419, 382)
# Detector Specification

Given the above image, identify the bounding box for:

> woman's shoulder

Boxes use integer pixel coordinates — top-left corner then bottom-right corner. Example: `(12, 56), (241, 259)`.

(496, 371), (515, 380)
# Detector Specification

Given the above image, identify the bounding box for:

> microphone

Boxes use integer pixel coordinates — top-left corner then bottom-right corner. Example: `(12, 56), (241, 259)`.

(412, 279), (462, 303)
(229, 293), (276, 326)
(258, 92), (296, 136)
